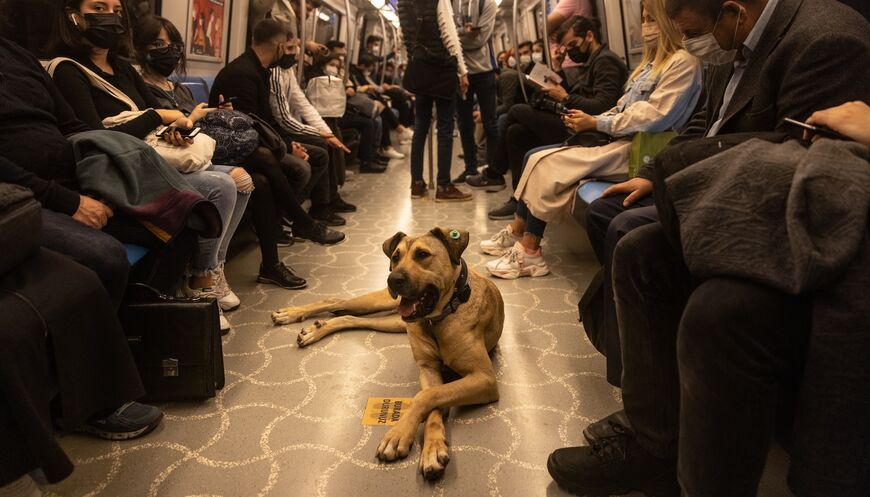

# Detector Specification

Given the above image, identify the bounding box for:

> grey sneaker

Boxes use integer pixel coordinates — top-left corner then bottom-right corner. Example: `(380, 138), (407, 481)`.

(81, 402), (163, 441)
(488, 197), (519, 220)
(211, 264), (240, 312)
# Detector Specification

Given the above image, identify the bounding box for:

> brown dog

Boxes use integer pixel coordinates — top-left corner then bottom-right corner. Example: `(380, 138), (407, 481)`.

(271, 227), (504, 479)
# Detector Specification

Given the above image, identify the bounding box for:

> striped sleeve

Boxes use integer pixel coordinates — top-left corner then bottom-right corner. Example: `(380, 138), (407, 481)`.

(437, 0), (468, 76)
(269, 67), (320, 136)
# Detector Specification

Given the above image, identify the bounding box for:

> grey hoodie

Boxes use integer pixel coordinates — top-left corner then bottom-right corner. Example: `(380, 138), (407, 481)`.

(454, 0), (497, 75)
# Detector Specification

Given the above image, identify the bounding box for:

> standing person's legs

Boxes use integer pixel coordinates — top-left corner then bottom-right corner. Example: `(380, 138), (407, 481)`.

(40, 209), (130, 309)
(411, 94), (435, 184)
(678, 278), (809, 497)
(456, 75), (480, 176)
(475, 72), (500, 169)
(434, 95), (457, 186)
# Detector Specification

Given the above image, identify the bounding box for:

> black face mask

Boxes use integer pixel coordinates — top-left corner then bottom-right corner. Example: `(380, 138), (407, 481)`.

(147, 47), (181, 77)
(567, 41), (590, 64)
(81, 13), (126, 50)
(278, 53), (297, 69)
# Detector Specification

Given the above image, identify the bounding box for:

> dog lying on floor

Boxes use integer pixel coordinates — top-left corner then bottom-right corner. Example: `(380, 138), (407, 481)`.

(272, 227), (504, 479)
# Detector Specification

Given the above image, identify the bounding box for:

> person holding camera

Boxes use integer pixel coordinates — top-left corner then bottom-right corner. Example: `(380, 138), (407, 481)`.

(468, 16), (627, 220)
(480, 0), (702, 280)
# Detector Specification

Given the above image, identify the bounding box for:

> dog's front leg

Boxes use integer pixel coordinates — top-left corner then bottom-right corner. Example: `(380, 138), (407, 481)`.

(417, 368), (450, 480)
(376, 363), (443, 463)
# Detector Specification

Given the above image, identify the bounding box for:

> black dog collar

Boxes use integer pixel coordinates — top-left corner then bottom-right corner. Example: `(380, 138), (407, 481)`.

(427, 258), (471, 325)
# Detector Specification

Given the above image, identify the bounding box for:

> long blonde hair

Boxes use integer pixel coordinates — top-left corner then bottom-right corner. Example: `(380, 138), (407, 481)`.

(630, 0), (685, 81)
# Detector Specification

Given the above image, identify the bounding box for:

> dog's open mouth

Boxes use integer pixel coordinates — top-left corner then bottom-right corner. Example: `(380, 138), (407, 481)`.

(396, 285), (439, 321)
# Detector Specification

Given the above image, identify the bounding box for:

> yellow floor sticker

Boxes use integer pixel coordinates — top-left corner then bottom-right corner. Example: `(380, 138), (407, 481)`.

(362, 397), (414, 426)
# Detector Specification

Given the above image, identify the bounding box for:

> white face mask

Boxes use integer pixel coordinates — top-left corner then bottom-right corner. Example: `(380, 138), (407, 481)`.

(507, 56), (517, 68)
(642, 21), (659, 45)
(682, 9), (741, 65)
(531, 52), (543, 63)
(519, 54), (532, 66)
(325, 66), (339, 76)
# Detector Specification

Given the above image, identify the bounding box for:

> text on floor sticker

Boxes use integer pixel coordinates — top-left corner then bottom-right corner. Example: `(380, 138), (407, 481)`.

(362, 397), (414, 426)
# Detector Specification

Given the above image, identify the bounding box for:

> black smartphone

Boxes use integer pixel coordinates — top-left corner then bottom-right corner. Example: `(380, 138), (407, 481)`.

(783, 117), (849, 140)
(155, 126), (201, 139)
(220, 96), (238, 106)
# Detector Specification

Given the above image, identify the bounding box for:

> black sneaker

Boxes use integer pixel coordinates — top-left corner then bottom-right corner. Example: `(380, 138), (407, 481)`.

(360, 161), (387, 173)
(452, 171), (474, 184)
(330, 197), (357, 213)
(488, 197), (519, 220)
(81, 402), (163, 441)
(277, 227), (294, 247)
(466, 168), (507, 192)
(547, 429), (679, 497)
(258, 262), (307, 289)
(375, 153), (392, 164)
(309, 208), (347, 227)
(583, 410), (634, 444)
(294, 222), (346, 245)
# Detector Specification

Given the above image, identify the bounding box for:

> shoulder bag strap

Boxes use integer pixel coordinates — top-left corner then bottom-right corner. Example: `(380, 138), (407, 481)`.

(46, 57), (140, 112)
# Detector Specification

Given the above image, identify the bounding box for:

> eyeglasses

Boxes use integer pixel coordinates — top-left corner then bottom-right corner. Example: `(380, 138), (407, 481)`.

(149, 41), (184, 54)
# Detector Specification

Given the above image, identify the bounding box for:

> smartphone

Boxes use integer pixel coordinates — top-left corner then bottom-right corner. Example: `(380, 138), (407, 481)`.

(155, 126), (202, 139)
(783, 117), (849, 140)
(221, 96), (238, 105)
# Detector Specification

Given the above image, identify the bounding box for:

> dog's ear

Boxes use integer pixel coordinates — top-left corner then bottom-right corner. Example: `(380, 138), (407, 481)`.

(382, 231), (407, 259)
(429, 228), (469, 266)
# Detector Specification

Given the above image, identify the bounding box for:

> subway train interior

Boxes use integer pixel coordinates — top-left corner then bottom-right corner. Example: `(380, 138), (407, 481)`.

(1, 0), (869, 496)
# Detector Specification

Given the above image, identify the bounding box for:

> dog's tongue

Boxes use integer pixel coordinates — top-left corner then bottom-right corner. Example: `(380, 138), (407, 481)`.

(397, 298), (417, 318)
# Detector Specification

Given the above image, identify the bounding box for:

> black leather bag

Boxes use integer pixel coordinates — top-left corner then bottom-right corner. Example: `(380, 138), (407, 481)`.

(0, 183), (42, 276)
(119, 284), (225, 401)
(248, 113), (287, 160)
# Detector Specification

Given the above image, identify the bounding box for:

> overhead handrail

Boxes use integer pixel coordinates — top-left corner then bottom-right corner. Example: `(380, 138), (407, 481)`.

(343, 0), (353, 84)
(378, 11), (388, 86)
(540, 0), (553, 70)
(512, 0), (529, 101)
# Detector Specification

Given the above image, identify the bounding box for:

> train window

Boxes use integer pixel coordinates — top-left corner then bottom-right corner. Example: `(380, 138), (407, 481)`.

(312, 3), (340, 44)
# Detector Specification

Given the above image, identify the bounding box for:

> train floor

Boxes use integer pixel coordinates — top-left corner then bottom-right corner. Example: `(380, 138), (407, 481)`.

(45, 142), (791, 497)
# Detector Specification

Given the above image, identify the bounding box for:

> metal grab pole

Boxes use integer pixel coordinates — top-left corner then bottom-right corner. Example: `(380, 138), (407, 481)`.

(427, 121), (435, 189)
(297, 0), (306, 86)
(349, 13), (366, 78)
(378, 12), (387, 86)
(511, 0), (528, 102)
(540, 0), (553, 71)
(343, 0), (353, 84)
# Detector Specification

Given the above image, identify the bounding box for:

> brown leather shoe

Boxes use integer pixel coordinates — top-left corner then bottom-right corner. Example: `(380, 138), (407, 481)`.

(435, 183), (472, 202)
(411, 180), (428, 198)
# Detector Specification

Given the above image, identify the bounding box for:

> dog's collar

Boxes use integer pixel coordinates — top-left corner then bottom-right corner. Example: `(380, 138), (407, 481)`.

(427, 259), (471, 325)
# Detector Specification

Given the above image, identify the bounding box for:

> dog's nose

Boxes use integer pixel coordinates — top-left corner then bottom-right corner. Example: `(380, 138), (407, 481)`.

(387, 271), (408, 294)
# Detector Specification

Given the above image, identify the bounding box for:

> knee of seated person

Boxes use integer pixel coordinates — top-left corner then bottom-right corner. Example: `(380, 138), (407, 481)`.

(611, 224), (663, 286)
(678, 278), (750, 364)
(207, 171), (237, 197)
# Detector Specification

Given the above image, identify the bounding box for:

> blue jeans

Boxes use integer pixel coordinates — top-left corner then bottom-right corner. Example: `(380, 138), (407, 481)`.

(185, 166), (251, 275)
(411, 93), (457, 186)
(456, 71), (499, 173)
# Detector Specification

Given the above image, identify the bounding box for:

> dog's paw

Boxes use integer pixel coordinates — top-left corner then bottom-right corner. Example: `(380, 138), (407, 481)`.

(271, 307), (307, 326)
(296, 320), (328, 348)
(420, 435), (450, 480)
(376, 425), (417, 462)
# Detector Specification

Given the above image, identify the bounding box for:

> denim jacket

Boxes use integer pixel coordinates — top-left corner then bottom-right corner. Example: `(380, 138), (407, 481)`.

(596, 50), (702, 138)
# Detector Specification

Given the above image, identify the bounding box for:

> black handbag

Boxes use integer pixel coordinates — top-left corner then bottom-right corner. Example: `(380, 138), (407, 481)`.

(248, 113), (287, 160)
(402, 2), (458, 99)
(198, 110), (260, 166)
(119, 284), (225, 402)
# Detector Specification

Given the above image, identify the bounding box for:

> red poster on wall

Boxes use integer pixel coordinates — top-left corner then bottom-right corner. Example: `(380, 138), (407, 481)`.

(187, 0), (227, 62)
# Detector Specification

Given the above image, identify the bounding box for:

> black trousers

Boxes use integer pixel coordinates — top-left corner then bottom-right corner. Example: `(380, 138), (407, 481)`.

(583, 194), (657, 386)
(491, 104), (568, 190)
(613, 223), (810, 496)
(285, 134), (335, 209)
(339, 113), (376, 162)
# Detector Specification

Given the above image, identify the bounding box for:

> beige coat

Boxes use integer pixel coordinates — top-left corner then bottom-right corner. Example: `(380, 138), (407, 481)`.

(514, 50), (702, 225)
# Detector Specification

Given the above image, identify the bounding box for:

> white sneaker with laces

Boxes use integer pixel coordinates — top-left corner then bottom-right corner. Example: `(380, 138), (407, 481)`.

(380, 147), (406, 159)
(212, 264), (240, 311)
(480, 225), (521, 256)
(486, 242), (550, 279)
(178, 282), (232, 332)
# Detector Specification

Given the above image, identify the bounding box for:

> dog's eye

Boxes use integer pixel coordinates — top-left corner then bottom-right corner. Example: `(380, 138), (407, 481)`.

(415, 250), (431, 260)
(391, 253), (400, 264)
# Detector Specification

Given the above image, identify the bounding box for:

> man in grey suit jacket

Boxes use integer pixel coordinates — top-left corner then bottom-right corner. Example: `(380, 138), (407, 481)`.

(553, 0), (870, 496)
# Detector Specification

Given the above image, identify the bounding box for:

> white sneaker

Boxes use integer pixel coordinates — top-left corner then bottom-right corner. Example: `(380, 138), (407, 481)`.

(380, 147), (405, 159)
(178, 282), (232, 332)
(211, 264), (240, 311)
(480, 225), (521, 256)
(486, 242), (550, 279)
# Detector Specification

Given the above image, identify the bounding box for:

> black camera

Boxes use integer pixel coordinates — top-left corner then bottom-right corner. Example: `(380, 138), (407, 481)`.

(530, 92), (567, 115)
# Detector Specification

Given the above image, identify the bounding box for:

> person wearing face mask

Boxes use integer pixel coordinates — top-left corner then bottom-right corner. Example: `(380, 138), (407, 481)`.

(495, 50), (522, 116)
(269, 38), (356, 226)
(546, 0), (594, 71)
(531, 39), (545, 65)
(470, 16), (627, 219)
(516, 41), (534, 72)
(574, 0), (870, 494)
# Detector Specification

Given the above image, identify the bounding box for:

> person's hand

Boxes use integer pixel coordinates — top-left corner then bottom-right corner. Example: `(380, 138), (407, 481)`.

(601, 178), (653, 207)
(562, 109), (597, 132)
(806, 101), (870, 147)
(373, 100), (386, 113)
(305, 41), (328, 55)
(544, 83), (568, 102)
(473, 110), (482, 124)
(346, 87), (356, 97)
(217, 94), (234, 110)
(321, 133), (352, 153)
(155, 109), (186, 125)
(552, 48), (566, 70)
(291, 142), (309, 161)
(460, 74), (469, 97)
(72, 195), (114, 229)
(188, 103), (217, 124)
(162, 117), (195, 147)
